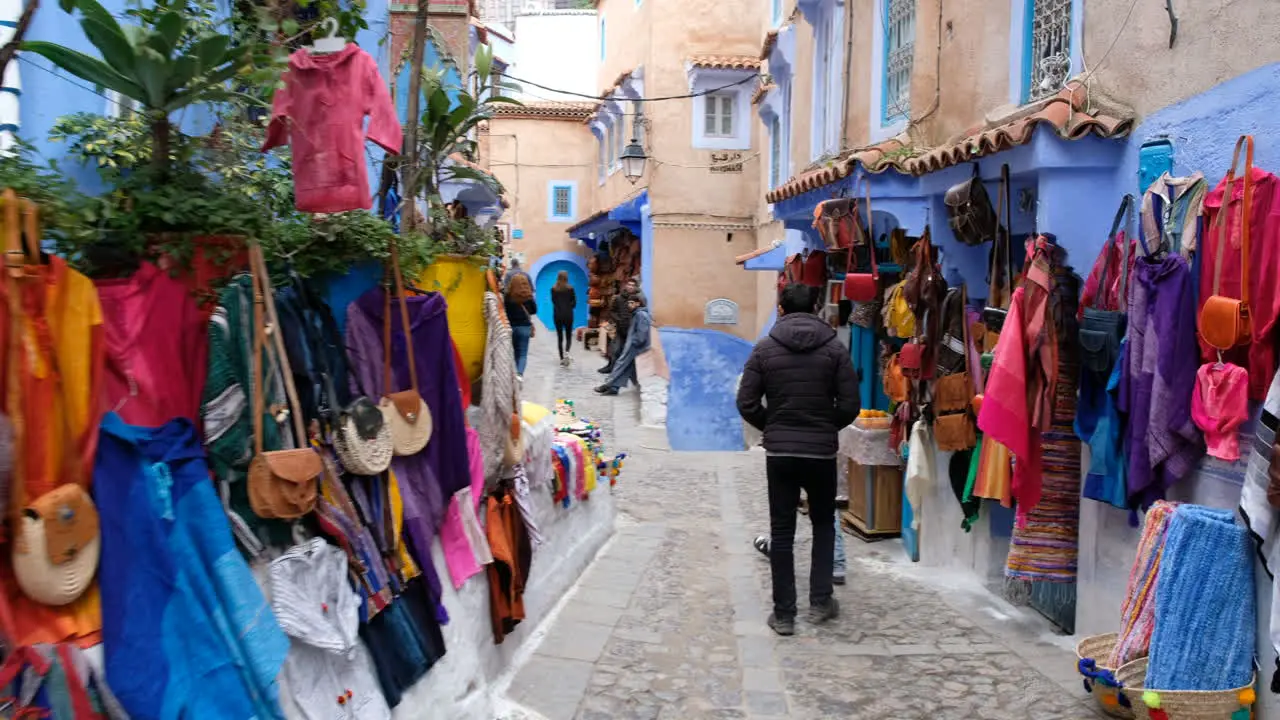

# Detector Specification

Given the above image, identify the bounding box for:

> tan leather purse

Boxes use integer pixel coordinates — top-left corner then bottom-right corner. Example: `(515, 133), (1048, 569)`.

(883, 353), (908, 404)
(246, 244), (322, 520)
(934, 289), (977, 453)
(380, 241), (432, 456)
(1200, 135), (1255, 352)
(12, 484), (101, 606)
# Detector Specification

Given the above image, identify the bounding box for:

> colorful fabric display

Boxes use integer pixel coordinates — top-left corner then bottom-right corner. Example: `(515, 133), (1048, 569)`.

(1108, 501), (1179, 668)
(1146, 505), (1255, 691)
(1191, 361), (1250, 461)
(440, 427), (494, 589)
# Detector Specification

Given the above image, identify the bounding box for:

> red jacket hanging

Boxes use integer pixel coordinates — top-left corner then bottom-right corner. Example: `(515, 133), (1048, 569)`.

(263, 45), (402, 213)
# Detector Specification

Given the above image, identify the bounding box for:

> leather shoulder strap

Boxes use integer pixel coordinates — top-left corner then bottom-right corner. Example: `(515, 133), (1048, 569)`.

(1212, 135), (1255, 303)
(382, 240), (420, 395)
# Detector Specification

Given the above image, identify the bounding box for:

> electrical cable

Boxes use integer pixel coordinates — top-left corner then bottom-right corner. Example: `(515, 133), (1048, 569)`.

(500, 71), (759, 103)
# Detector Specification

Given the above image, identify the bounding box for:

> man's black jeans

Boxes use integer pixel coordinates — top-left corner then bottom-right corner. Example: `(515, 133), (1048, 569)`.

(766, 455), (837, 619)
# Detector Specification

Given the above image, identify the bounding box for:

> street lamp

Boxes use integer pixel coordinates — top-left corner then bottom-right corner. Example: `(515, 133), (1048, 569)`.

(620, 104), (647, 184)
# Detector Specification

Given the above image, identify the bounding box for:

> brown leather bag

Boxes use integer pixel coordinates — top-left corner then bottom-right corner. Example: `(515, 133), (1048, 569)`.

(944, 163), (998, 246)
(1200, 135), (1255, 352)
(247, 244), (322, 520)
(883, 353), (908, 404)
(813, 197), (858, 250)
(982, 164), (1015, 338)
(935, 411), (977, 452)
(902, 226), (946, 316)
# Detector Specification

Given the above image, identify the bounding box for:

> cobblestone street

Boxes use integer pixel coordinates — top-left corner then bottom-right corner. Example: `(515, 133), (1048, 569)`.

(505, 336), (1102, 720)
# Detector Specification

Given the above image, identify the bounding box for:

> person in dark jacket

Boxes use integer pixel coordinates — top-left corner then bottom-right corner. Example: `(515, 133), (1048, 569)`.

(550, 270), (578, 367)
(504, 273), (537, 379)
(599, 278), (640, 374)
(737, 283), (860, 636)
(594, 295), (652, 396)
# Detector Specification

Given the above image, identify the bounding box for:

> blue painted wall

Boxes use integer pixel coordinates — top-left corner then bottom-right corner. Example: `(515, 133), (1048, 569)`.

(660, 327), (753, 452)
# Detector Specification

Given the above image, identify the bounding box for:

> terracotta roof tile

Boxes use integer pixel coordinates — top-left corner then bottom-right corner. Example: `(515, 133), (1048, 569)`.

(902, 87), (1133, 175)
(764, 86), (1134, 204)
(493, 101), (596, 120)
(760, 30), (778, 61)
(751, 81), (775, 105)
(688, 55), (761, 71)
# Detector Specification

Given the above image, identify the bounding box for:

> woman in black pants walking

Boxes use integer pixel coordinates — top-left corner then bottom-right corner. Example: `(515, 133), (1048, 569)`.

(551, 271), (577, 367)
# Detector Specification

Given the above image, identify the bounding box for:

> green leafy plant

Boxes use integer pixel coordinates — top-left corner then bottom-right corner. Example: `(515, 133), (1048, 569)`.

(23, 0), (263, 174)
(0, 141), (90, 245)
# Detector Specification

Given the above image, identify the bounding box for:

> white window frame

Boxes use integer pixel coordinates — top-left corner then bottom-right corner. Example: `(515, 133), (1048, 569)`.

(597, 135), (607, 185)
(808, 0), (845, 160)
(688, 66), (753, 150)
(769, 115), (782, 189)
(704, 92), (736, 138)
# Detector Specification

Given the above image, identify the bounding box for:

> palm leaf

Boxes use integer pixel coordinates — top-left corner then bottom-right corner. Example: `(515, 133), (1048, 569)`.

(79, 17), (138, 75)
(21, 41), (146, 100)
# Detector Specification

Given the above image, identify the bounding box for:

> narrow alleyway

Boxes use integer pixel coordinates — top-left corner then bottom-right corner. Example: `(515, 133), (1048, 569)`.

(502, 333), (1103, 720)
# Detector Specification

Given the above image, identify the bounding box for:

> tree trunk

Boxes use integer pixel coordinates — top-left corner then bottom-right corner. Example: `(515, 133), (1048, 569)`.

(400, 5), (429, 233)
(151, 114), (171, 178)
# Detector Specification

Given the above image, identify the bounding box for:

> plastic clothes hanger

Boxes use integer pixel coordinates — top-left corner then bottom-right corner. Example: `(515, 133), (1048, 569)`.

(307, 17), (346, 55)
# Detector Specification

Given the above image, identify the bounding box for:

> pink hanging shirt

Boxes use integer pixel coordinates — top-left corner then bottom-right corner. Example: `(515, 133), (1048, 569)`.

(1191, 362), (1249, 461)
(263, 44), (402, 213)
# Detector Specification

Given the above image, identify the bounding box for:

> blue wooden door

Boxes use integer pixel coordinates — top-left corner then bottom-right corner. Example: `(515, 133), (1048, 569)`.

(534, 261), (589, 330)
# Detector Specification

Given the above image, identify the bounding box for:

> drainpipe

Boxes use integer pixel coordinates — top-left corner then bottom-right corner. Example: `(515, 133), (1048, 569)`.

(0, 0), (23, 157)
(839, 0), (853, 152)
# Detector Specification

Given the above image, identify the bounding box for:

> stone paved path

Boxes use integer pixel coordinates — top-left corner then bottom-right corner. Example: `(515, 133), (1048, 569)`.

(507, 334), (1102, 720)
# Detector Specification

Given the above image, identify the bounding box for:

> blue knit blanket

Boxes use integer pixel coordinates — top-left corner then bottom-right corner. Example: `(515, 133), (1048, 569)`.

(1146, 505), (1256, 691)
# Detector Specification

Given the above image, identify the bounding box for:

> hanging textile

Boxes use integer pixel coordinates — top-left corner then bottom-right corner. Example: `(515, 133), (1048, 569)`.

(1119, 254), (1204, 509)
(313, 456), (399, 620)
(346, 288), (471, 623)
(270, 538), (392, 720)
(1239, 366), (1280, 691)
(1, 254), (105, 648)
(478, 292), (518, 489)
(1141, 171), (1207, 259)
(357, 578), (443, 708)
(262, 45), (402, 213)
(1080, 339), (1129, 510)
(511, 463), (544, 547)
(439, 426), (494, 589)
(95, 262), (207, 426)
(93, 413), (288, 720)
(486, 489), (532, 644)
(0, 643), (128, 719)
(1199, 159), (1280, 401)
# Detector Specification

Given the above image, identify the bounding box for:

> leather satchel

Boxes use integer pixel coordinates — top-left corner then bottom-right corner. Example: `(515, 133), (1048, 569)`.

(935, 411), (977, 452)
(11, 484), (100, 606)
(934, 286), (974, 413)
(933, 287), (977, 452)
(883, 353), (909, 404)
(982, 164), (1015, 334)
(381, 241), (433, 457)
(1079, 195), (1134, 375)
(1200, 135), (1255, 352)
(944, 163), (998, 246)
(247, 244), (321, 520)
(843, 179), (879, 302)
(902, 226), (946, 315)
(813, 197), (858, 249)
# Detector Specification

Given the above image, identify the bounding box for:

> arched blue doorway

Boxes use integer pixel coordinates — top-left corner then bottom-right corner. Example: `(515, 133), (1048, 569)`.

(530, 252), (589, 331)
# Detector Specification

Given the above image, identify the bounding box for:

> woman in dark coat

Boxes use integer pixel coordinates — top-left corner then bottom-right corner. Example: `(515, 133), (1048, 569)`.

(550, 270), (577, 367)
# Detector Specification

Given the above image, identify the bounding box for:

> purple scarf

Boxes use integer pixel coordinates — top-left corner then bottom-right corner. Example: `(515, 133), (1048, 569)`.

(1119, 255), (1204, 508)
(346, 290), (471, 623)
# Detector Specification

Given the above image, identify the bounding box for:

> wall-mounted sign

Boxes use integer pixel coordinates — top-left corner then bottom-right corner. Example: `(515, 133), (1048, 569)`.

(513, 229), (524, 239)
(709, 151), (745, 174)
(705, 298), (739, 325)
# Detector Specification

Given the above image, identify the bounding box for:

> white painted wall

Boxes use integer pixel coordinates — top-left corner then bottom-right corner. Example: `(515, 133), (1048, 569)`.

(511, 10), (598, 102)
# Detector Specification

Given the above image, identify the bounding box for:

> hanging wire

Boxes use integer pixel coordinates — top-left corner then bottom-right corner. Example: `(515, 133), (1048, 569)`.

(499, 72), (760, 103)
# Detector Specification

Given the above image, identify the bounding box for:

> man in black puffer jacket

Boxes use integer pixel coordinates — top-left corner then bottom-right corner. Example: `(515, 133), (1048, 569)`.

(737, 283), (860, 636)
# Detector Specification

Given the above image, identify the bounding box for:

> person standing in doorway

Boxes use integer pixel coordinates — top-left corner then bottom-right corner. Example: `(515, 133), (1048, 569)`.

(599, 279), (640, 374)
(736, 283), (860, 636)
(505, 273), (537, 380)
(503, 258), (530, 291)
(551, 270), (578, 367)
(594, 294), (651, 396)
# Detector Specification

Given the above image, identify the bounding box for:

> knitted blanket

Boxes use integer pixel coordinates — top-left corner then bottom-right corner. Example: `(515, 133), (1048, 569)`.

(1146, 504), (1256, 691)
(480, 292), (518, 491)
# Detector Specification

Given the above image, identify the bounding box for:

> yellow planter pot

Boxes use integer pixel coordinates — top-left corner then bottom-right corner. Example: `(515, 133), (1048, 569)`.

(418, 255), (488, 384)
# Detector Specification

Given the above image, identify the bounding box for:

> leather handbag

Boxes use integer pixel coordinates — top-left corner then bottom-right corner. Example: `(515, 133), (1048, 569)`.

(899, 340), (925, 379)
(813, 197), (858, 249)
(1080, 195), (1134, 376)
(843, 179), (879, 302)
(902, 226), (946, 315)
(247, 244), (322, 520)
(935, 287), (974, 412)
(1200, 135), (1255, 352)
(934, 290), (977, 452)
(945, 163), (998, 246)
(381, 241), (433, 456)
(883, 353), (909, 404)
(935, 411), (977, 452)
(11, 484), (100, 606)
(982, 164), (1015, 334)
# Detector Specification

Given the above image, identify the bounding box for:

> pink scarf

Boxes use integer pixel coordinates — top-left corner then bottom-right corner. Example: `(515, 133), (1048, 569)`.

(439, 427), (493, 588)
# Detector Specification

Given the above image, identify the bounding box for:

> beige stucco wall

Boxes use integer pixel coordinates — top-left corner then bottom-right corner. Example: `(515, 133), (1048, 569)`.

(1081, 0), (1280, 121)
(486, 118), (596, 268)
(649, 225), (758, 339)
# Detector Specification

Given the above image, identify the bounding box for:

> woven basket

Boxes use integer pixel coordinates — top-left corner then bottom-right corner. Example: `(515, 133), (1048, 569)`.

(1117, 658), (1257, 720)
(1076, 633), (1135, 719)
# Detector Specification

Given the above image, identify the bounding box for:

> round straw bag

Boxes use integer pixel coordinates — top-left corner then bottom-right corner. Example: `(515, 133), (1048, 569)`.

(1117, 657), (1257, 720)
(1077, 633), (1135, 719)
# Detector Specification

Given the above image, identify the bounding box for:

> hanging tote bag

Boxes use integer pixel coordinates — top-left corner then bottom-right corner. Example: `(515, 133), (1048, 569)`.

(945, 163), (998, 246)
(1079, 195), (1134, 376)
(844, 179), (879, 302)
(981, 164), (1014, 337)
(246, 244), (322, 520)
(330, 380), (393, 476)
(380, 241), (433, 456)
(813, 197), (858, 250)
(1200, 135), (1255, 352)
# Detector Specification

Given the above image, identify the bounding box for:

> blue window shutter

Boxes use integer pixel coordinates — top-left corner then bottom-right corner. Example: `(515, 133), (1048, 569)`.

(1138, 139), (1174, 196)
